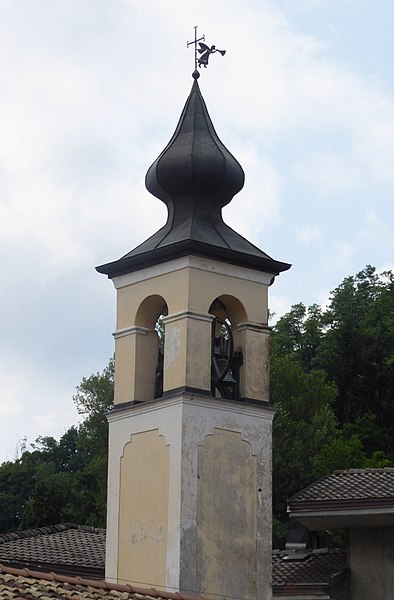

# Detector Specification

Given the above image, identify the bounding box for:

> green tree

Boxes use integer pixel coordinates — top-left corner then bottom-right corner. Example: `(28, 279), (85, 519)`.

(270, 269), (394, 545)
(317, 266), (394, 452)
(271, 303), (324, 372)
(312, 434), (390, 480)
(70, 358), (114, 526)
(21, 463), (74, 529)
(0, 359), (114, 533)
(0, 449), (45, 531)
(271, 356), (338, 524)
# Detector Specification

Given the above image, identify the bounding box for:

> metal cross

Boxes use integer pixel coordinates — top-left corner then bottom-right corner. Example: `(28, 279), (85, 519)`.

(187, 26), (205, 72)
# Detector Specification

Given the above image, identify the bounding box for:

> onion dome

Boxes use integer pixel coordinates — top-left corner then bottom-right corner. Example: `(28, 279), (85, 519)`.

(145, 73), (244, 216)
(97, 76), (290, 278)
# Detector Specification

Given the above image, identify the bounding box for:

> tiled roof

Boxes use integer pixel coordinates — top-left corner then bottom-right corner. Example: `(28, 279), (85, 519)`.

(0, 564), (200, 600)
(288, 468), (394, 510)
(272, 549), (349, 597)
(0, 554), (349, 600)
(273, 548), (346, 585)
(0, 523), (350, 597)
(0, 524), (105, 578)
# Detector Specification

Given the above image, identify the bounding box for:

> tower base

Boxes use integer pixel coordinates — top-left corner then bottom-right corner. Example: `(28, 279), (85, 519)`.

(106, 394), (274, 600)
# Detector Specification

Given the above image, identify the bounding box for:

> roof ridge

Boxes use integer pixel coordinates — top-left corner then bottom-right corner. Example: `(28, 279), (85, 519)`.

(0, 523), (74, 544)
(75, 524), (106, 534)
(273, 547), (346, 556)
(333, 468), (394, 474)
(0, 563), (206, 600)
(0, 523), (106, 544)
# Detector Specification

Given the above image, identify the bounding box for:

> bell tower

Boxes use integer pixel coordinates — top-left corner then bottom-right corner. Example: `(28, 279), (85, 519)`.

(97, 71), (290, 600)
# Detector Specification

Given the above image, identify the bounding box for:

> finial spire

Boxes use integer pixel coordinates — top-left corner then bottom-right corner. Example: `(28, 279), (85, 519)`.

(187, 26), (226, 76)
(187, 25), (205, 73)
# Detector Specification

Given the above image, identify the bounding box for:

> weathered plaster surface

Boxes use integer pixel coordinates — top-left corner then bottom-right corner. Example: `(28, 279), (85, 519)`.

(179, 399), (273, 600)
(162, 311), (212, 392)
(105, 396), (273, 600)
(196, 429), (257, 599)
(237, 323), (271, 400)
(350, 526), (394, 599)
(114, 327), (159, 403)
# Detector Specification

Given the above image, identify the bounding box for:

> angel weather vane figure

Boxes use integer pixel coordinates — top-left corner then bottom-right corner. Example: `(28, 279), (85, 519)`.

(197, 42), (226, 68)
(187, 26), (226, 72)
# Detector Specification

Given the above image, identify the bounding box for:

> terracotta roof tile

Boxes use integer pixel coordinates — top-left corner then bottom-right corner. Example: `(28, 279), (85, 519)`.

(0, 565), (202, 600)
(0, 555), (349, 599)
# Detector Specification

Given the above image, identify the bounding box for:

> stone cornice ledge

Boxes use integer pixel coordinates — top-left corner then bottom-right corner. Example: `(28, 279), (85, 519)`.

(107, 394), (275, 424)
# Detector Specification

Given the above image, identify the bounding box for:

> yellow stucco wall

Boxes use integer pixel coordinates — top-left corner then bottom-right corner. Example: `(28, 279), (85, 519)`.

(118, 429), (170, 588)
(113, 259), (270, 404)
(115, 263), (268, 329)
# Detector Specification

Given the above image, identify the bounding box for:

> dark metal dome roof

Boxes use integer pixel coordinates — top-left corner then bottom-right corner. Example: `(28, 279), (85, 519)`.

(97, 78), (290, 278)
(145, 77), (245, 211)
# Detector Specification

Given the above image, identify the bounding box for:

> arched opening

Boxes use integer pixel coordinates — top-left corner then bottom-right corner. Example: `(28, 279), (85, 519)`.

(209, 296), (246, 401)
(135, 295), (168, 401)
(209, 294), (247, 325)
(135, 294), (168, 329)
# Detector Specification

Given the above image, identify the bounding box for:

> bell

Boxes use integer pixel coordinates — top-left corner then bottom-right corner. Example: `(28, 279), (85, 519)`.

(212, 357), (237, 387)
(220, 369), (237, 387)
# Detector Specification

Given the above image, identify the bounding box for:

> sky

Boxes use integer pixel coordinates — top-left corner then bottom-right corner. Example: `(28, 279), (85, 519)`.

(0, 0), (393, 463)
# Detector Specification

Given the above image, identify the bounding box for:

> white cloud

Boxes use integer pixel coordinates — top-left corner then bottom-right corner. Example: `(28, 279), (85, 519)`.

(313, 286), (332, 311)
(290, 71), (394, 193)
(325, 242), (353, 273)
(295, 224), (320, 244)
(268, 294), (293, 323)
(355, 208), (392, 249)
(0, 369), (26, 418)
(0, 0), (393, 462)
(378, 262), (394, 275)
(0, 359), (80, 463)
(294, 151), (360, 194)
(223, 148), (282, 243)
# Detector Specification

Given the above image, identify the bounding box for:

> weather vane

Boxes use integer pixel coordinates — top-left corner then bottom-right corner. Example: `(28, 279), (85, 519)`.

(187, 26), (226, 76)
